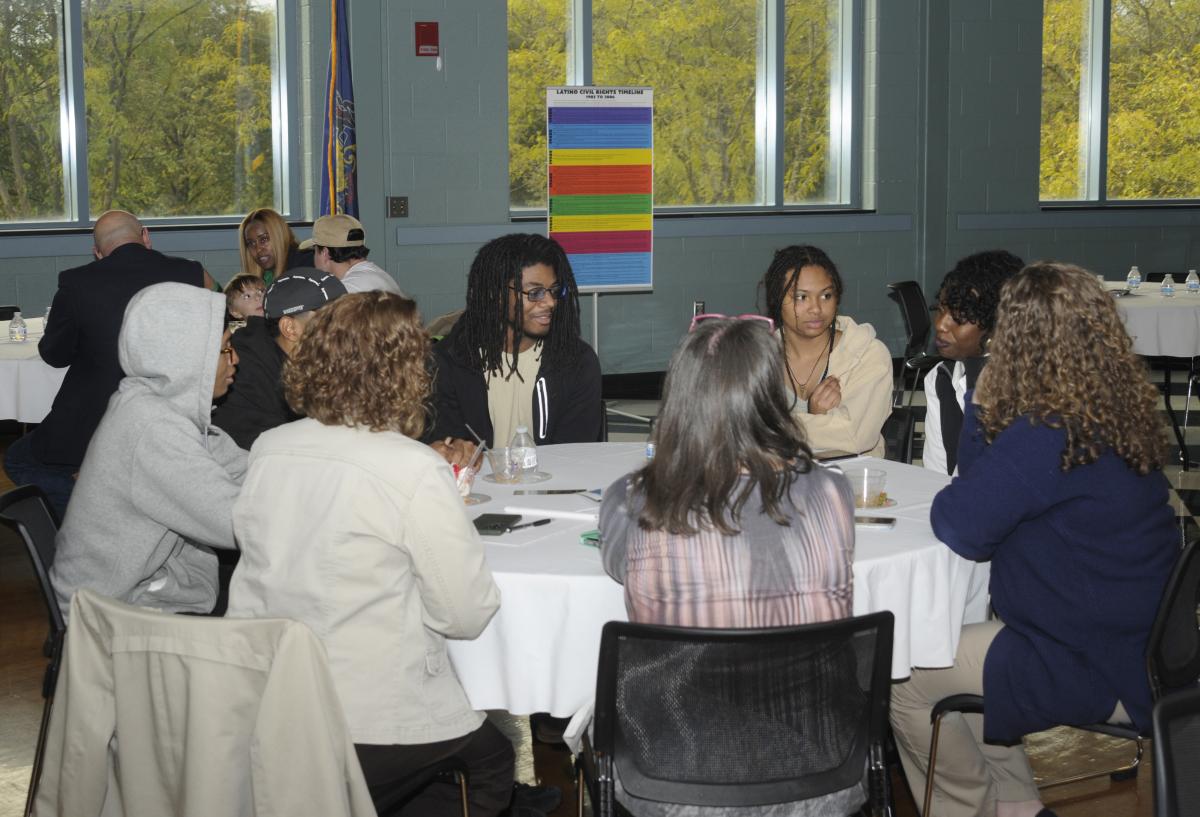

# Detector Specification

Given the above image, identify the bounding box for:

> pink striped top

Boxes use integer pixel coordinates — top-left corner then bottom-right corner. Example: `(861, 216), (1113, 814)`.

(599, 466), (855, 628)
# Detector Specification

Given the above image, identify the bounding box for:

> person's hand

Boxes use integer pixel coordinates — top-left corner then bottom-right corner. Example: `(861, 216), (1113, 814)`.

(807, 377), (842, 415)
(430, 437), (477, 468)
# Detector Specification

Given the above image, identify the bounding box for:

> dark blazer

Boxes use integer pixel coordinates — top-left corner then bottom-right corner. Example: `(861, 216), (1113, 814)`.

(33, 243), (205, 467)
(931, 399), (1176, 742)
(426, 323), (603, 448)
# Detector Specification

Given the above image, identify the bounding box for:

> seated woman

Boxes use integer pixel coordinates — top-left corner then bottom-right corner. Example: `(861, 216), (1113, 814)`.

(238, 208), (314, 285)
(600, 316), (861, 816)
(225, 292), (514, 817)
(890, 262), (1178, 817)
(760, 245), (892, 456)
(922, 250), (1024, 475)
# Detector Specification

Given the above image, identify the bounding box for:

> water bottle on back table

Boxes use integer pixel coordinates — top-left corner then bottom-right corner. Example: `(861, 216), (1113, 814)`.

(8, 311), (27, 343)
(1126, 265), (1142, 291)
(1161, 274), (1176, 298)
(1187, 269), (1199, 295)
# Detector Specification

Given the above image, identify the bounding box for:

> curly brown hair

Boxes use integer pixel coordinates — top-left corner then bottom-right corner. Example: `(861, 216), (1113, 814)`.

(283, 292), (430, 436)
(976, 261), (1165, 474)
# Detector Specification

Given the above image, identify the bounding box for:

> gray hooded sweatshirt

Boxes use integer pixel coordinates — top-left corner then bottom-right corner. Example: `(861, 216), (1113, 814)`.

(50, 282), (247, 618)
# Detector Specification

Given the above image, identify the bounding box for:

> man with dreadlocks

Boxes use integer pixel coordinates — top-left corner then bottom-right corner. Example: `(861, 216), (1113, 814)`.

(427, 233), (602, 455)
(923, 249), (1024, 475)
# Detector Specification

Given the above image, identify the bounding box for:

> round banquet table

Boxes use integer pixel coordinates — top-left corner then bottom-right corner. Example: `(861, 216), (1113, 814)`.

(1105, 281), (1200, 358)
(445, 442), (990, 720)
(0, 318), (65, 423)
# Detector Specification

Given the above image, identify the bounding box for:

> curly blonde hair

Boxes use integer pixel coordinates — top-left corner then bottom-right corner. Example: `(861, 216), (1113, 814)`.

(976, 261), (1165, 474)
(283, 292), (430, 436)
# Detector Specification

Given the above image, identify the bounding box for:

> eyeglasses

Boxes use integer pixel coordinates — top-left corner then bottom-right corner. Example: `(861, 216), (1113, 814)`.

(688, 313), (776, 333)
(220, 345), (236, 363)
(510, 282), (568, 303)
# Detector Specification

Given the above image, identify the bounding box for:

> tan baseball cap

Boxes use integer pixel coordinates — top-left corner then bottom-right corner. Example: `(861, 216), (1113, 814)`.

(309, 213), (365, 248)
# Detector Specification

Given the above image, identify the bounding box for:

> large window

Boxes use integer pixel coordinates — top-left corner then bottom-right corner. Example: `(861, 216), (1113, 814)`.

(508, 0), (859, 211)
(1, 0), (292, 226)
(1041, 0), (1200, 202)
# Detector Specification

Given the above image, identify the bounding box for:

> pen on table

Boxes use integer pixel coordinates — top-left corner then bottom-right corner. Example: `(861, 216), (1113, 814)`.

(507, 518), (552, 532)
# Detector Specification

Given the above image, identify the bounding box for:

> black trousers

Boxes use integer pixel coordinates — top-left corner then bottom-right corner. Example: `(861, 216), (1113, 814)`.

(355, 719), (515, 817)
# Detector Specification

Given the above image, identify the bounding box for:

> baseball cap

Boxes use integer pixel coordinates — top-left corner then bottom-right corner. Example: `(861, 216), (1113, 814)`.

(309, 213), (366, 248)
(263, 269), (348, 318)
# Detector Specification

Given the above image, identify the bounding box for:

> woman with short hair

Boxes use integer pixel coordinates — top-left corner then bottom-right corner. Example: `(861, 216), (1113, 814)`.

(600, 316), (861, 816)
(890, 262), (1178, 817)
(226, 292), (514, 817)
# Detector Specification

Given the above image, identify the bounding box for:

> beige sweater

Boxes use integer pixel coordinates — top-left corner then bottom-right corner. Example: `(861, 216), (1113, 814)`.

(791, 315), (893, 457)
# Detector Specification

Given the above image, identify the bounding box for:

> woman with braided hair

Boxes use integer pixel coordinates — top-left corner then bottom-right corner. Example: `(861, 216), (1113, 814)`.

(427, 233), (602, 459)
(759, 245), (892, 456)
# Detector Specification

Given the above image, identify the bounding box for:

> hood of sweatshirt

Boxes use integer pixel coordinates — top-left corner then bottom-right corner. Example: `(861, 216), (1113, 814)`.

(118, 282), (227, 430)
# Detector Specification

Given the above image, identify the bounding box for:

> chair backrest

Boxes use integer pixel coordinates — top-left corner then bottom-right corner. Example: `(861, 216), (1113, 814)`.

(882, 407), (916, 464)
(886, 281), (932, 359)
(592, 612), (894, 808)
(0, 305), (19, 321)
(0, 486), (65, 645)
(1153, 686), (1200, 817)
(36, 589), (375, 816)
(1147, 539), (1200, 698)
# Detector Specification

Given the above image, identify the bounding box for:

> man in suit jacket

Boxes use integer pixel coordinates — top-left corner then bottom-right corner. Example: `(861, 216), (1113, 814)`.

(2, 210), (211, 520)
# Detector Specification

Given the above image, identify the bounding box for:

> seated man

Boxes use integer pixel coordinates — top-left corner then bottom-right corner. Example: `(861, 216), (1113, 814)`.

(426, 233), (602, 457)
(49, 282), (246, 619)
(308, 214), (405, 295)
(3, 210), (212, 520)
(923, 250), (1023, 475)
(212, 270), (347, 450)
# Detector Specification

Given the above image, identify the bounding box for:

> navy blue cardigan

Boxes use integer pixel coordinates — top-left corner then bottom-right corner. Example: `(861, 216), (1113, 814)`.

(931, 400), (1176, 742)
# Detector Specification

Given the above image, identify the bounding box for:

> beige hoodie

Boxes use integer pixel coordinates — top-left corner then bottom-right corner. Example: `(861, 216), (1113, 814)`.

(793, 314), (893, 457)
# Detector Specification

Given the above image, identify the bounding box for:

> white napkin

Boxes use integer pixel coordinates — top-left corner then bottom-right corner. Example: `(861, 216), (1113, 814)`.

(501, 505), (598, 523)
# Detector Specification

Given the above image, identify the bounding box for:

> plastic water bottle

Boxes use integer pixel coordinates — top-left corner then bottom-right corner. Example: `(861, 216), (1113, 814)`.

(645, 418), (657, 461)
(1126, 265), (1142, 291)
(1187, 270), (1199, 295)
(8, 311), (27, 343)
(509, 425), (538, 474)
(1161, 274), (1176, 298)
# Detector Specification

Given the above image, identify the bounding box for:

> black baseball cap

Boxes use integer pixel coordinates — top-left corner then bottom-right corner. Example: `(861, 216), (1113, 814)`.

(263, 269), (347, 318)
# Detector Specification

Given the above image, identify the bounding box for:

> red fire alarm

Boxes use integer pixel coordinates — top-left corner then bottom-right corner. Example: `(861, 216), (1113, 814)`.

(415, 22), (439, 57)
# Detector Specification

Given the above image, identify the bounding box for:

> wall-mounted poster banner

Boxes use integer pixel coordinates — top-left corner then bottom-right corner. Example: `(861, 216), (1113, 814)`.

(547, 87), (653, 292)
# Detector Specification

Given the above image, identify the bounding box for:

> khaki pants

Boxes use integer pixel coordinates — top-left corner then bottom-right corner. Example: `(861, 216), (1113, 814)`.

(889, 620), (1039, 817)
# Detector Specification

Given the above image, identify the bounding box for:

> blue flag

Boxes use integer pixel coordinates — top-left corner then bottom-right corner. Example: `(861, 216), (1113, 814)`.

(320, 0), (357, 217)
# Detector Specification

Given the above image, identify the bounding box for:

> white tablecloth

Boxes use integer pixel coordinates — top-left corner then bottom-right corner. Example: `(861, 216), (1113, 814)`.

(0, 318), (65, 423)
(446, 443), (989, 718)
(1106, 282), (1200, 358)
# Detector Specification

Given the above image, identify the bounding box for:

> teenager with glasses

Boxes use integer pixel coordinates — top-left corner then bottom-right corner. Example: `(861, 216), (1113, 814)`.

(427, 233), (602, 457)
(760, 245), (893, 456)
(599, 316), (862, 816)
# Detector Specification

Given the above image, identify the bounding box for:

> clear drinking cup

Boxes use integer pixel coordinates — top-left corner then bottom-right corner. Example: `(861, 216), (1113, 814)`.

(843, 467), (888, 509)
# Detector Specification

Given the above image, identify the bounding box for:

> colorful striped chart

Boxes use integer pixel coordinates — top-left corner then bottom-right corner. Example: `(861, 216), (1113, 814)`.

(547, 87), (653, 290)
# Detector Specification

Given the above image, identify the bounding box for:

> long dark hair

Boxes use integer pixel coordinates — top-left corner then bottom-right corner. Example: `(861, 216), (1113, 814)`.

(449, 233), (582, 376)
(636, 319), (814, 535)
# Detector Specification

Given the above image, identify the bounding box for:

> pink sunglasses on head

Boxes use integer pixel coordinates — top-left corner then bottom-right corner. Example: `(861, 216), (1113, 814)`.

(688, 313), (776, 333)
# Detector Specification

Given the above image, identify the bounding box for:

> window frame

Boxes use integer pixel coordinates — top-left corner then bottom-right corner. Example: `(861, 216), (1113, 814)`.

(1041, 0), (1200, 207)
(511, 0), (865, 216)
(1, 0), (303, 231)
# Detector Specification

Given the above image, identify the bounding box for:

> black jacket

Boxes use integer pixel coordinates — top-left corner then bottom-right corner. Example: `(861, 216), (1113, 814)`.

(210, 317), (297, 450)
(33, 243), (205, 466)
(426, 324), (603, 447)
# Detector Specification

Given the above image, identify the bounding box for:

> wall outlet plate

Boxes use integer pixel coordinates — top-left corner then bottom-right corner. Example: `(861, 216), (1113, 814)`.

(388, 196), (409, 218)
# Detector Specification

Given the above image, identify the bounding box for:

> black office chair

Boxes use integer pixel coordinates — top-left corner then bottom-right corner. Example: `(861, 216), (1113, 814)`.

(882, 407), (916, 464)
(1153, 686), (1200, 817)
(0, 304), (20, 321)
(886, 282), (940, 406)
(923, 539), (1200, 816)
(0, 485), (65, 817)
(577, 613), (896, 817)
